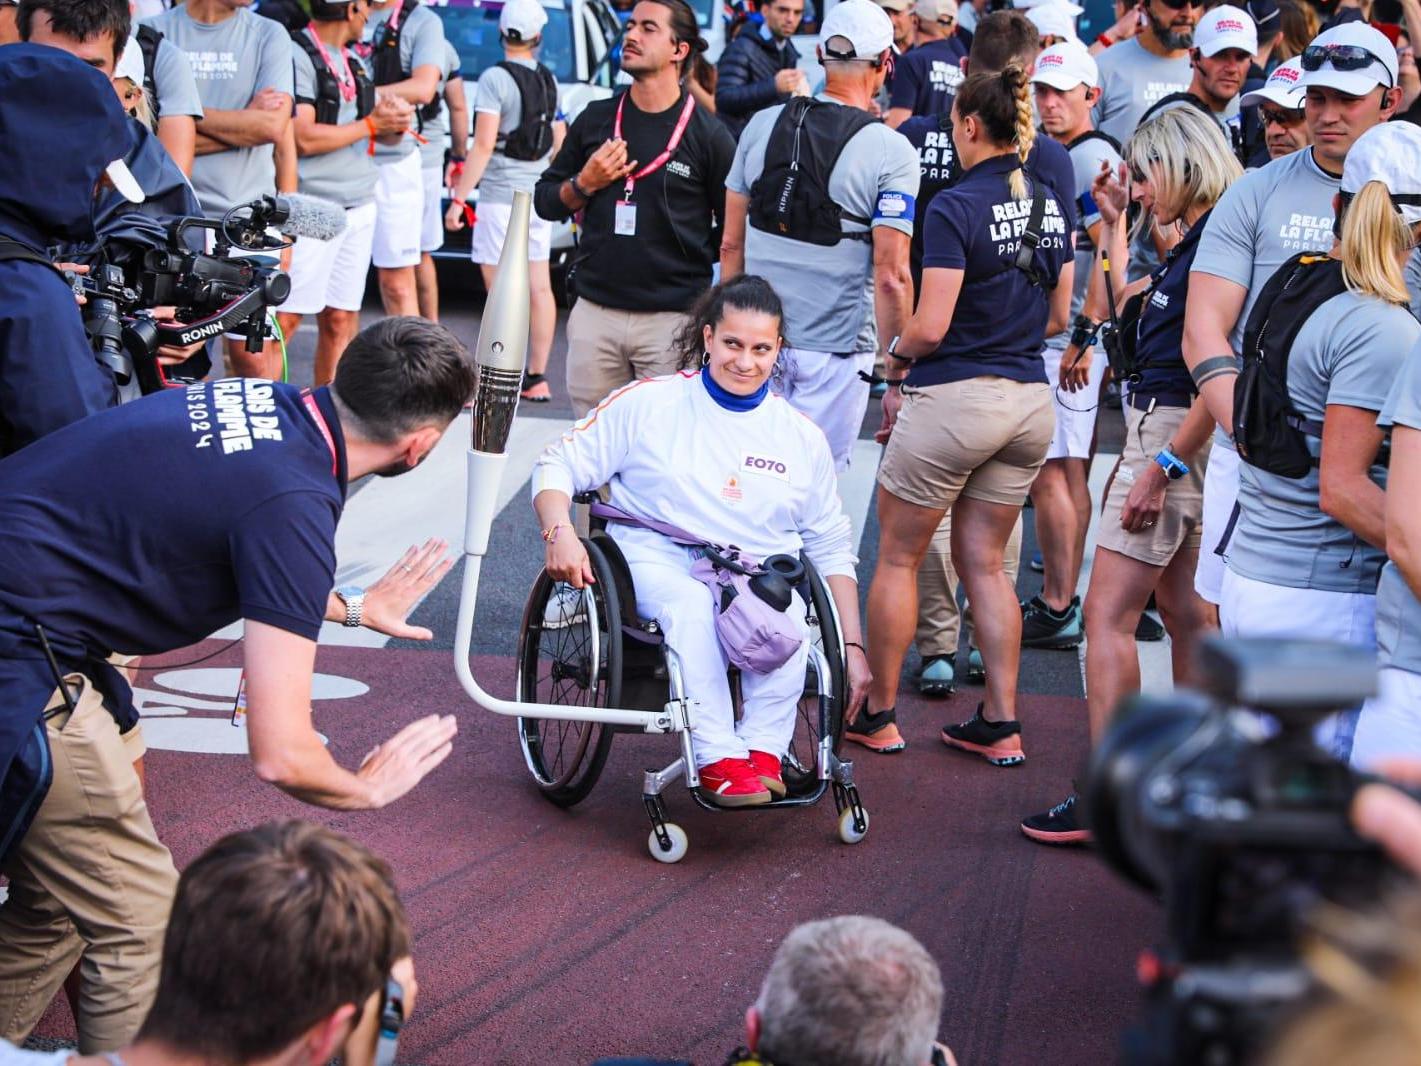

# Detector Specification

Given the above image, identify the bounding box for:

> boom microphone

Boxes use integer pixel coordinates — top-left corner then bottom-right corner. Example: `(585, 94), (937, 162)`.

(275, 193), (348, 241)
(230, 193), (348, 245)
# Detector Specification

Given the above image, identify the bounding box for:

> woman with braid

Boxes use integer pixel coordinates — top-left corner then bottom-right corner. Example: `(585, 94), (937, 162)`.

(855, 65), (1073, 763)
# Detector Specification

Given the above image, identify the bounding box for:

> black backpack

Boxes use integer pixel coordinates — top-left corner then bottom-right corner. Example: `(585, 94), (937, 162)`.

(136, 24), (163, 127)
(370, 0), (441, 124)
(291, 30), (376, 125)
(1235, 253), (1351, 478)
(749, 97), (877, 247)
(497, 61), (558, 161)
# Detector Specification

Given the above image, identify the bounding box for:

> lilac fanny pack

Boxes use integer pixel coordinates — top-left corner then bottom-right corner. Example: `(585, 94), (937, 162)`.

(590, 502), (806, 674)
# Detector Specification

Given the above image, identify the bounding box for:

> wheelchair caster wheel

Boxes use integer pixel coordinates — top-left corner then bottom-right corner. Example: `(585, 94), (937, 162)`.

(648, 823), (689, 863)
(837, 806), (869, 845)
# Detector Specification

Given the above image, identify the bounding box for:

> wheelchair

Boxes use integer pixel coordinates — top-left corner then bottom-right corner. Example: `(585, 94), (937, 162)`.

(513, 499), (870, 863)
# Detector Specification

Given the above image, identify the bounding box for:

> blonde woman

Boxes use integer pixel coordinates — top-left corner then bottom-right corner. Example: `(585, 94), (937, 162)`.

(856, 65), (1074, 760)
(1023, 106), (1240, 844)
(1223, 121), (1421, 763)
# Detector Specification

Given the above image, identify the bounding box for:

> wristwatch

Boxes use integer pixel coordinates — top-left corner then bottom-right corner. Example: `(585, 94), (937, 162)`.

(1154, 448), (1189, 480)
(335, 585), (366, 628)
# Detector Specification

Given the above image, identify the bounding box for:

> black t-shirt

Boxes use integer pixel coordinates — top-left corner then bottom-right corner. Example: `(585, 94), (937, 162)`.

(897, 115), (1077, 289)
(0, 381), (347, 658)
(1132, 209), (1208, 399)
(912, 153), (1072, 386)
(534, 89), (736, 312)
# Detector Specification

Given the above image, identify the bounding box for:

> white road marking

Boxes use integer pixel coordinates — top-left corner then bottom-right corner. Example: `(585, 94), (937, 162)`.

(839, 438), (884, 550)
(1076, 451), (1175, 697)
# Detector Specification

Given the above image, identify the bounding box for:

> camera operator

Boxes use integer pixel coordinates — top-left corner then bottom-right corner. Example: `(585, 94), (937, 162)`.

(0, 317), (466, 1052)
(1183, 24), (1399, 615)
(1, 821), (420, 1066)
(0, 43), (151, 457)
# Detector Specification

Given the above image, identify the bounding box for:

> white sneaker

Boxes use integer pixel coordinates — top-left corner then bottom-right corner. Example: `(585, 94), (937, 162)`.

(542, 583), (588, 629)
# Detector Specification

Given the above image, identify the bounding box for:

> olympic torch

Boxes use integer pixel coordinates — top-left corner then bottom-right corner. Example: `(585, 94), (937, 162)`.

(453, 192), (672, 731)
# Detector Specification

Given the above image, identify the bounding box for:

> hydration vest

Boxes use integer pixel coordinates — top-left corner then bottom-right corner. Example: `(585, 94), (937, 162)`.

(292, 29), (375, 124)
(135, 25), (163, 131)
(370, 0), (441, 126)
(496, 60), (558, 161)
(748, 97), (877, 247)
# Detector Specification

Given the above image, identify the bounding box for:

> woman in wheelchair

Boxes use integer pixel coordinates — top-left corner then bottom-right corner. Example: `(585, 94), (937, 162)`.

(531, 276), (871, 808)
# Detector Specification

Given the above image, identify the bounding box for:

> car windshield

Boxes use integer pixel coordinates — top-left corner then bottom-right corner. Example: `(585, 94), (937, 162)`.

(434, 1), (576, 84)
(686, 0), (715, 27)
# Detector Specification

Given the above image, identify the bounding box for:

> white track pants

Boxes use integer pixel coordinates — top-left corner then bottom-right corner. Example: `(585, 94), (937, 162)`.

(612, 526), (808, 768)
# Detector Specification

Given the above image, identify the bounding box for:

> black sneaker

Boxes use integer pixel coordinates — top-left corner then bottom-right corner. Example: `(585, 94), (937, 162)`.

(1135, 612), (1165, 642)
(1021, 595), (1083, 649)
(1020, 793), (1092, 845)
(941, 703), (1024, 766)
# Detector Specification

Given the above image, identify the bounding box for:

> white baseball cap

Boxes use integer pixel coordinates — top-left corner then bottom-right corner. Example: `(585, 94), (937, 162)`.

(1031, 39), (1096, 89)
(1014, 0), (1083, 16)
(914, 0), (957, 22)
(1027, 3), (1079, 43)
(115, 35), (145, 87)
(1240, 55), (1305, 109)
(1193, 5), (1257, 57)
(820, 0), (895, 59)
(1300, 22), (1398, 96)
(1341, 120), (1421, 226)
(499, 0), (548, 40)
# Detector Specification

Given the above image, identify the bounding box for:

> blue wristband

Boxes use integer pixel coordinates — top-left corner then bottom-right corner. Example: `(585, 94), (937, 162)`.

(1154, 448), (1189, 480)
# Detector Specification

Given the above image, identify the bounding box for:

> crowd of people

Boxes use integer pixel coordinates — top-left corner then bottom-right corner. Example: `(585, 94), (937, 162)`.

(7, 0), (1421, 1057)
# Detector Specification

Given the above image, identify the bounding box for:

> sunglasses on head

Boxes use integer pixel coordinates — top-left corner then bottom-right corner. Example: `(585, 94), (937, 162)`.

(1259, 105), (1305, 127)
(1301, 43), (1394, 85)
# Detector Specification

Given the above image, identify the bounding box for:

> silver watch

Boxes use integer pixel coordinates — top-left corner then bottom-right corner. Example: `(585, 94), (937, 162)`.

(335, 585), (365, 628)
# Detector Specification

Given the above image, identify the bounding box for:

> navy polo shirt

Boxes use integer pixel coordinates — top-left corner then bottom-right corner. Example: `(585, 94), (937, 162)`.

(911, 153), (1072, 387)
(889, 36), (968, 118)
(897, 116), (1077, 285)
(0, 381), (347, 658)
(1131, 210), (1208, 400)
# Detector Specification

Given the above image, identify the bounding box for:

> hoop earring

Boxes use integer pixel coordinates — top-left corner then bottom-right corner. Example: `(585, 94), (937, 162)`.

(701, 351), (710, 367)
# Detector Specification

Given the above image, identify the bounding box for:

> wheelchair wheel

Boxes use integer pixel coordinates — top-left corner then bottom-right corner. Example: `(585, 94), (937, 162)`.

(782, 557), (846, 798)
(515, 538), (622, 808)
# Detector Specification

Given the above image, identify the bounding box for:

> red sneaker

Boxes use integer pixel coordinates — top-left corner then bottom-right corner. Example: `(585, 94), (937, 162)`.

(747, 750), (787, 798)
(697, 758), (772, 807)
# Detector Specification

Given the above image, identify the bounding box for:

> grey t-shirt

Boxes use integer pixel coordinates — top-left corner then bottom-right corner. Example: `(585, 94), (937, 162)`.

(418, 40), (461, 170)
(364, 1), (447, 163)
(1091, 39), (1191, 146)
(728, 96), (920, 353)
(471, 58), (558, 205)
(292, 44), (377, 208)
(1376, 337), (1421, 672)
(1191, 147), (1340, 357)
(1229, 291), (1419, 594)
(1045, 132), (1121, 352)
(150, 33), (204, 119)
(145, 6), (293, 216)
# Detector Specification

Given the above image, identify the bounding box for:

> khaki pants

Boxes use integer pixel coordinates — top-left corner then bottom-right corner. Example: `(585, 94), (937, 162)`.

(915, 512), (1024, 659)
(565, 297), (686, 418)
(0, 674), (177, 1052)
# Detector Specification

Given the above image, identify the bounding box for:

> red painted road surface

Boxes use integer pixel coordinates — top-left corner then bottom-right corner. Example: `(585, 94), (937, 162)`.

(34, 643), (1159, 1065)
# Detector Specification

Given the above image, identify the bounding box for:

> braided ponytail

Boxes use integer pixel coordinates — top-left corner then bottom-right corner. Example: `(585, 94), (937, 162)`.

(1006, 65), (1034, 200)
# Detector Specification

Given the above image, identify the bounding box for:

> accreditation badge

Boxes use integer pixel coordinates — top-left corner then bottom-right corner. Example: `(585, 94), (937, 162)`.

(614, 200), (637, 236)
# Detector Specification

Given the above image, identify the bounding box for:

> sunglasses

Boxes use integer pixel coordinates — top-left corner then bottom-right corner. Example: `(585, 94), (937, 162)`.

(1157, 0), (1206, 12)
(1301, 43), (1394, 85)
(1259, 106), (1305, 127)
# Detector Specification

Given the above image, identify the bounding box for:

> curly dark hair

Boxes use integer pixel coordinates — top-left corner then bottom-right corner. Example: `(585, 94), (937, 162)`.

(673, 275), (786, 370)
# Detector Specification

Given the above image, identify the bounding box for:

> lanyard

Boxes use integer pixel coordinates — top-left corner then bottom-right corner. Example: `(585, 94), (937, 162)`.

(306, 25), (357, 103)
(302, 390), (338, 477)
(612, 91), (695, 201)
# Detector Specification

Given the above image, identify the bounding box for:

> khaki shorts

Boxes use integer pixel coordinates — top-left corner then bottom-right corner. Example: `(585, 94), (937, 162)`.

(878, 376), (1054, 509)
(1097, 402), (1211, 566)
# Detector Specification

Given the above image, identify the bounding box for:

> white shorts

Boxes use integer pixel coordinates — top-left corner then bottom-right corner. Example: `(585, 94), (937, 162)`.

(1041, 344), (1104, 460)
(1352, 666), (1421, 770)
(371, 150), (424, 269)
(1195, 437), (1239, 605)
(1220, 567), (1376, 760)
(774, 347), (874, 473)
(283, 201), (377, 315)
(469, 198), (553, 265)
(420, 164), (446, 254)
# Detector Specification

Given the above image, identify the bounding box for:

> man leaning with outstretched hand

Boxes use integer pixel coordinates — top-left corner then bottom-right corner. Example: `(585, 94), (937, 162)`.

(0, 317), (469, 1054)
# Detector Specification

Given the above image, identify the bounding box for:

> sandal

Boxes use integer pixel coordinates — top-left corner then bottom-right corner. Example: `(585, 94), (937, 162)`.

(845, 706), (906, 754)
(521, 372), (552, 403)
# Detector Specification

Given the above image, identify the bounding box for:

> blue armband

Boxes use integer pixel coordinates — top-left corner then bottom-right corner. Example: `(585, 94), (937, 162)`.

(1155, 448), (1189, 480)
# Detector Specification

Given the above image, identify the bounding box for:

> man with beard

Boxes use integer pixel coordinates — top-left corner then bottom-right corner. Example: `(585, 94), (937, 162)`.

(1140, 5), (1257, 161)
(0, 317), (465, 1050)
(1092, 0), (1199, 144)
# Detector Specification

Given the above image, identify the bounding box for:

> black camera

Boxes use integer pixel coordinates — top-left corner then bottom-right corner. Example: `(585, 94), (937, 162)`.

(1084, 638), (1410, 1065)
(71, 196), (295, 398)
